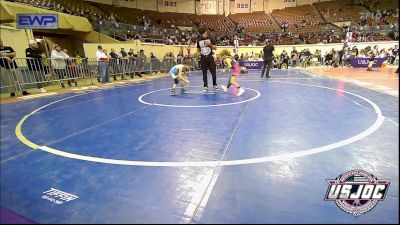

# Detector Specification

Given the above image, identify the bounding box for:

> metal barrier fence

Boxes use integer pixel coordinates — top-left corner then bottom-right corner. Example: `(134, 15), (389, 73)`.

(0, 57), (182, 96)
(0, 57), (22, 94)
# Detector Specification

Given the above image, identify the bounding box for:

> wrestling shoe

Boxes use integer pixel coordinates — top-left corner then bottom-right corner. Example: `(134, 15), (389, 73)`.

(171, 88), (177, 96)
(237, 88), (245, 96)
(220, 85), (228, 92)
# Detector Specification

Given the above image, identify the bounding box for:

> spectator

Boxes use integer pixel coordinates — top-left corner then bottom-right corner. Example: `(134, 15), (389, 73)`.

(291, 47), (298, 67)
(274, 54), (282, 69)
(25, 40), (47, 93)
(281, 50), (289, 69)
(137, 49), (146, 77)
(108, 48), (119, 81)
(74, 51), (84, 78)
(379, 49), (386, 58)
(332, 50), (340, 67)
(128, 48), (138, 78)
(62, 49), (78, 86)
(0, 38), (30, 96)
(118, 46), (129, 79)
(325, 50), (334, 67)
(149, 52), (160, 74)
(51, 44), (71, 88)
(367, 48), (376, 71)
(128, 48), (137, 59)
(390, 45), (398, 65)
(244, 53), (249, 61)
(352, 46), (359, 56)
(177, 51), (184, 64)
(314, 49), (322, 64)
(96, 45), (110, 83)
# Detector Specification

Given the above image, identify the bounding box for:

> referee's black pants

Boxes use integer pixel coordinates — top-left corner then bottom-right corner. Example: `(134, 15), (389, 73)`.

(200, 55), (217, 88)
(261, 58), (273, 78)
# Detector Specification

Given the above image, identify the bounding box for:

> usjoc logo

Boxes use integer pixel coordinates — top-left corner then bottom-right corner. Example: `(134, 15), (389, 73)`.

(244, 62), (259, 67)
(357, 59), (379, 65)
(325, 169), (390, 217)
(17, 14), (58, 29)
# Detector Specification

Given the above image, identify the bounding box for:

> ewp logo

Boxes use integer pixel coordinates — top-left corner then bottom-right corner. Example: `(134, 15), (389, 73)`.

(17, 14), (58, 29)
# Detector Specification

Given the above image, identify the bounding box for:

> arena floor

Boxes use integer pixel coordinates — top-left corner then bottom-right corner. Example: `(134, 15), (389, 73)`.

(0, 68), (398, 223)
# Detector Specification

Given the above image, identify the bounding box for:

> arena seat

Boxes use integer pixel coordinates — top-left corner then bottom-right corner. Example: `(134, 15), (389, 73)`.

(229, 12), (276, 33)
(271, 5), (321, 32)
(315, 0), (369, 23)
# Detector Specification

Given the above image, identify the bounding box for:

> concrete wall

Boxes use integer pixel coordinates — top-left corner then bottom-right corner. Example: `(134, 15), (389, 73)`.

(251, 0), (264, 12)
(136, 0), (158, 10)
(0, 25), (30, 58)
(177, 0), (196, 13)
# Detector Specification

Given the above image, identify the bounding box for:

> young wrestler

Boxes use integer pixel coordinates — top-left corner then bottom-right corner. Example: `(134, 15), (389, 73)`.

(220, 55), (245, 96)
(223, 55), (233, 72)
(169, 60), (191, 95)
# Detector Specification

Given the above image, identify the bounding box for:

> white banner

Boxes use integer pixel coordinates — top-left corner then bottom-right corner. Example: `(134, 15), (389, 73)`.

(235, 0), (250, 13)
(158, 0), (177, 12)
(251, 0), (264, 12)
(218, 0), (224, 14)
(119, 0), (137, 8)
(234, 39), (239, 53)
(200, 0), (217, 14)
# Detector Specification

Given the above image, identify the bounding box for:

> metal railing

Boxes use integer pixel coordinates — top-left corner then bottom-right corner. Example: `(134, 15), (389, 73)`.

(0, 57), (22, 94)
(0, 57), (184, 96)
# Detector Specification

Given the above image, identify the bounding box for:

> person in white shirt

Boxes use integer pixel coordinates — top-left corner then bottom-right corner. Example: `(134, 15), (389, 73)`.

(96, 45), (110, 83)
(51, 44), (71, 88)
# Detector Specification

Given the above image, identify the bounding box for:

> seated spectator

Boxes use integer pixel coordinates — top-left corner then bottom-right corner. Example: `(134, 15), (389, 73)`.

(273, 54), (282, 69)
(325, 50), (334, 67)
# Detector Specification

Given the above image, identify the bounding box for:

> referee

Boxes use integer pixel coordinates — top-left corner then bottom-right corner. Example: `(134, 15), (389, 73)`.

(197, 27), (218, 91)
(261, 39), (274, 78)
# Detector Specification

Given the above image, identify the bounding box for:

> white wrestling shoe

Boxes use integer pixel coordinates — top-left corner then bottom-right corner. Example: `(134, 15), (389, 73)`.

(220, 85), (228, 92)
(237, 88), (245, 96)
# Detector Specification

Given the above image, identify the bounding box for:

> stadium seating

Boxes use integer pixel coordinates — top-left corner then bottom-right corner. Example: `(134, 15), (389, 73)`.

(4, 0), (398, 46)
(271, 5), (321, 32)
(315, 0), (369, 23)
(229, 12), (277, 33)
(188, 14), (236, 35)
